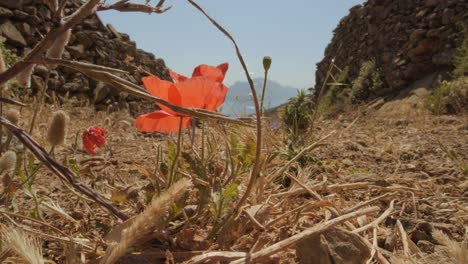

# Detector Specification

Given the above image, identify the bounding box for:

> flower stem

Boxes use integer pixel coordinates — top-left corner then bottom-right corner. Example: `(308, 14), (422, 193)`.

(169, 117), (184, 186)
(188, 0), (263, 231)
(260, 70), (269, 115)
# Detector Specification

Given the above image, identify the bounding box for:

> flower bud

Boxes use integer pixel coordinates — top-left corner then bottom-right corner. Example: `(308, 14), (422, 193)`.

(47, 110), (67, 147)
(263, 56), (272, 71)
(5, 109), (20, 126)
(0, 150), (16, 173)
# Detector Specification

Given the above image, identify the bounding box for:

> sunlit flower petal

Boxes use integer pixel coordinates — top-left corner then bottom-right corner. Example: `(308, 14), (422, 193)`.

(135, 111), (191, 133)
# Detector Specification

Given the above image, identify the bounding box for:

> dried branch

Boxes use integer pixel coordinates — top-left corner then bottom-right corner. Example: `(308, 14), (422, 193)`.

(0, 97), (27, 107)
(0, 117), (128, 221)
(98, 0), (172, 13)
(353, 200), (395, 234)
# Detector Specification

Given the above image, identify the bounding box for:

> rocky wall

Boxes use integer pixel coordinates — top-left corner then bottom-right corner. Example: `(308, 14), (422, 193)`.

(0, 0), (170, 114)
(314, 0), (467, 98)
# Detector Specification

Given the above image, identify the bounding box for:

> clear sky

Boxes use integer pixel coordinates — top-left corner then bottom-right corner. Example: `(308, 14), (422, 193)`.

(99, 0), (364, 89)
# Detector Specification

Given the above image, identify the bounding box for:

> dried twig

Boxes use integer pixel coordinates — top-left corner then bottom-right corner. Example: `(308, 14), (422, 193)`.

(353, 200), (395, 234)
(98, 0), (172, 13)
(0, 97), (27, 107)
(186, 251), (247, 264)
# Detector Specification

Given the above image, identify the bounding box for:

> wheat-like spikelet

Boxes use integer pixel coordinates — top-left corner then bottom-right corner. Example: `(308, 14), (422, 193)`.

(433, 229), (467, 264)
(0, 44), (6, 90)
(5, 108), (20, 126)
(1, 227), (45, 264)
(46, 28), (71, 69)
(46, 110), (68, 147)
(0, 150), (16, 173)
(16, 64), (35, 88)
(100, 178), (192, 264)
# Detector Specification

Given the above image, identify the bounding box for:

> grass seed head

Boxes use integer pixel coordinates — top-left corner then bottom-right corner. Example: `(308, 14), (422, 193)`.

(0, 150), (16, 173)
(5, 108), (20, 126)
(47, 110), (68, 147)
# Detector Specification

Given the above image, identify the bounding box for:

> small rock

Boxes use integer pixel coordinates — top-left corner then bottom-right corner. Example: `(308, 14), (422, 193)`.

(342, 158), (354, 167)
(297, 228), (371, 264)
(0, 21), (27, 47)
(417, 240), (435, 253)
(13, 10), (29, 20)
(0, 7), (14, 18)
(0, 0), (23, 9)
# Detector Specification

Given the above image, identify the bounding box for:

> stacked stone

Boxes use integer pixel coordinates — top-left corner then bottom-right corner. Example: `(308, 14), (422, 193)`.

(0, 0), (170, 114)
(314, 0), (467, 98)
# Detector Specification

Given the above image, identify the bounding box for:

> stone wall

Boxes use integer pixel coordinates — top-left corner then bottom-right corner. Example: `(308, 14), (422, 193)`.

(314, 0), (467, 98)
(0, 0), (170, 114)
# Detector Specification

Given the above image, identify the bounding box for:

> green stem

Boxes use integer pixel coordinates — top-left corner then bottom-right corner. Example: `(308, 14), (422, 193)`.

(169, 117), (184, 186)
(29, 67), (51, 134)
(311, 60), (335, 130)
(260, 70), (269, 115)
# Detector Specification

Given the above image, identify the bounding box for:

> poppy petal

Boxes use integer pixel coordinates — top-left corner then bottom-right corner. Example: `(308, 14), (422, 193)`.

(135, 111), (191, 133)
(169, 69), (189, 83)
(175, 77), (223, 110)
(142, 76), (182, 115)
(192, 63), (229, 83)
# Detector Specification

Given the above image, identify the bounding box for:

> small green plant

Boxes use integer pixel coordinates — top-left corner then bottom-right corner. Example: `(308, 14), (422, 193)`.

(453, 33), (468, 78)
(318, 66), (352, 117)
(425, 77), (467, 114)
(281, 89), (314, 139)
(351, 59), (383, 102)
(425, 33), (468, 115)
(0, 38), (18, 68)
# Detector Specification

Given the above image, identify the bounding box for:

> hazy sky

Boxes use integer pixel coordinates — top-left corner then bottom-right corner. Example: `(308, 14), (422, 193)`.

(99, 0), (364, 89)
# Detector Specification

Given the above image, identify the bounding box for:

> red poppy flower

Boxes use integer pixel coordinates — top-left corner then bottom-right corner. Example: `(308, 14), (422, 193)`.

(82, 126), (107, 156)
(135, 63), (229, 133)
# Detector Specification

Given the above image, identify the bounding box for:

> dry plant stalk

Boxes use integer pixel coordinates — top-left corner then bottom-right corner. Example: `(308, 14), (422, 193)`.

(100, 178), (192, 264)
(1, 227), (45, 264)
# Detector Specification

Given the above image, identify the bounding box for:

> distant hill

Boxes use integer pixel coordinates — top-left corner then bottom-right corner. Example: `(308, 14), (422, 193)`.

(221, 78), (298, 116)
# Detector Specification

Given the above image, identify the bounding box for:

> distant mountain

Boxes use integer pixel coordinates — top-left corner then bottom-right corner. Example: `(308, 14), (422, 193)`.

(221, 78), (298, 116)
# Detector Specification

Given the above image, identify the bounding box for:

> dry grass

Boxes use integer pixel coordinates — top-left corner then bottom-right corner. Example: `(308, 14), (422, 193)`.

(1, 227), (44, 264)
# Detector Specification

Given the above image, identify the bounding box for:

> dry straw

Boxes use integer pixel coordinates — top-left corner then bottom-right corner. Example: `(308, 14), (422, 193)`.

(432, 229), (467, 264)
(100, 178), (192, 264)
(0, 150), (16, 173)
(1, 227), (45, 264)
(46, 110), (67, 147)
